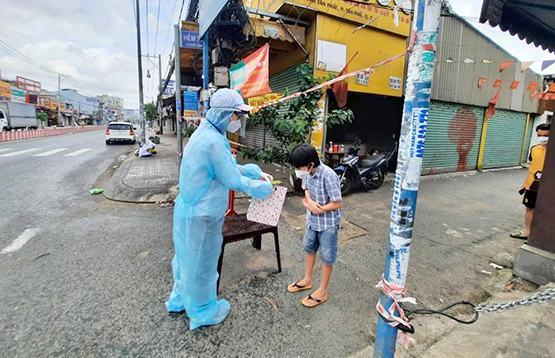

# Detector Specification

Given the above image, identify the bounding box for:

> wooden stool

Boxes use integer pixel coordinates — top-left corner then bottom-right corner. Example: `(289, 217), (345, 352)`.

(217, 214), (282, 292)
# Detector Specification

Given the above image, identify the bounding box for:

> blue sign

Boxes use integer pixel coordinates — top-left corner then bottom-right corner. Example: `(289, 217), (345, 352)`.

(176, 98), (181, 111)
(199, 0), (228, 38)
(183, 91), (199, 111)
(180, 31), (202, 49)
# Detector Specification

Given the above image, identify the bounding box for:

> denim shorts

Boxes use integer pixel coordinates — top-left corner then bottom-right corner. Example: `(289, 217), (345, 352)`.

(303, 225), (339, 265)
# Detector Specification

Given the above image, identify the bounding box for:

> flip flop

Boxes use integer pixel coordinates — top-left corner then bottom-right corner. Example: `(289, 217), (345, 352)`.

(510, 232), (528, 240)
(287, 281), (313, 293)
(301, 294), (328, 308)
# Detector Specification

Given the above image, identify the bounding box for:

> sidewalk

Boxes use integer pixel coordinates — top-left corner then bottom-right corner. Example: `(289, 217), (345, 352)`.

(104, 132), (179, 203)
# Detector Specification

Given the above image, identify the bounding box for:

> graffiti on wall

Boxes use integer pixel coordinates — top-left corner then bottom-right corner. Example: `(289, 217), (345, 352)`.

(448, 107), (478, 171)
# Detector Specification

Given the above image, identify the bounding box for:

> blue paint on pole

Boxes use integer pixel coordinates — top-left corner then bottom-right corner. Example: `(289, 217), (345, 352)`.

(373, 1), (442, 357)
(202, 30), (210, 110)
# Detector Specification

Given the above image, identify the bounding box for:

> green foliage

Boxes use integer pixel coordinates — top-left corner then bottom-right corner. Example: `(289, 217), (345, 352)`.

(144, 102), (157, 121)
(36, 111), (48, 123)
(182, 123), (197, 138)
(240, 64), (353, 165)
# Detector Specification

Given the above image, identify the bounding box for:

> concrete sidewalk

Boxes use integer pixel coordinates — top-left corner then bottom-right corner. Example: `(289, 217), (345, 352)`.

(104, 133), (179, 203)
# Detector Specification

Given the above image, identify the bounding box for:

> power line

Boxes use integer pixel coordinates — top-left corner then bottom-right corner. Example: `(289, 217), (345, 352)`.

(0, 39), (68, 76)
(154, 0), (162, 55)
(145, 0), (149, 55)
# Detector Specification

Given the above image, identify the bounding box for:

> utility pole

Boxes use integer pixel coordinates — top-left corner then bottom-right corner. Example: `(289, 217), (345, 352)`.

(175, 24), (182, 156)
(158, 54), (163, 135)
(373, 1), (442, 357)
(135, 0), (146, 144)
(57, 73), (62, 127)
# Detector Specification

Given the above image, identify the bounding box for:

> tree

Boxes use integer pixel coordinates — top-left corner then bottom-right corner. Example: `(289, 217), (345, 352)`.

(144, 102), (157, 121)
(240, 64), (353, 165)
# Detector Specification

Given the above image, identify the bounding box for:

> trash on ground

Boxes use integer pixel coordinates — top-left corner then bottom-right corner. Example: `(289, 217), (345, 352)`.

(480, 270), (493, 275)
(136, 138), (157, 157)
(89, 188), (104, 195)
(149, 136), (161, 144)
(490, 262), (504, 270)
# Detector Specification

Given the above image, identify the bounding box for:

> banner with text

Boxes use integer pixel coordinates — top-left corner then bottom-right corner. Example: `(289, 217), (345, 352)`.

(229, 43), (271, 99)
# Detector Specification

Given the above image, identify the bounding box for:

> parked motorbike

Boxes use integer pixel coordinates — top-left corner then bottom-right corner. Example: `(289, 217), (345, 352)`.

(334, 142), (398, 195)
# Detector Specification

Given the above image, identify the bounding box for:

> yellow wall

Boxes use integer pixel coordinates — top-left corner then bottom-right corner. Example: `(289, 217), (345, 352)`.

(245, 0), (411, 36)
(314, 13), (407, 97)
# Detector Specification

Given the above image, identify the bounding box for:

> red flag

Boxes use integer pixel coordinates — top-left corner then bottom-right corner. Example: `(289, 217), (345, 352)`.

(493, 79), (503, 88)
(527, 81), (538, 91)
(499, 61), (514, 72)
(330, 52), (358, 108)
(478, 77), (488, 88)
(509, 80), (520, 89)
(487, 89), (501, 118)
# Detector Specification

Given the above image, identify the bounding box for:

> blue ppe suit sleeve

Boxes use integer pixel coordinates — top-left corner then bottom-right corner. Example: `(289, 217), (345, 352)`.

(210, 140), (272, 200)
(238, 163), (262, 180)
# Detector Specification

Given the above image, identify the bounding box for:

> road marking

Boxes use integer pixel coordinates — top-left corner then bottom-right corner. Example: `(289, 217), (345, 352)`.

(64, 148), (92, 156)
(0, 148), (41, 157)
(1, 228), (40, 254)
(0, 148), (12, 153)
(33, 148), (69, 157)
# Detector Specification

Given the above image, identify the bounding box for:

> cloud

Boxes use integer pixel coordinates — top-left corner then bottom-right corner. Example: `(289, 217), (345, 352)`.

(0, 0), (178, 109)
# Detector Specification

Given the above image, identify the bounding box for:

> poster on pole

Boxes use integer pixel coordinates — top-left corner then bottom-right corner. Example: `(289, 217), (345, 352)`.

(229, 44), (271, 98)
(199, 0), (229, 38)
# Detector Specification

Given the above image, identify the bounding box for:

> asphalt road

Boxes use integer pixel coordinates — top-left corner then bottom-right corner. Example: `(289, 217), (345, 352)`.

(0, 132), (529, 357)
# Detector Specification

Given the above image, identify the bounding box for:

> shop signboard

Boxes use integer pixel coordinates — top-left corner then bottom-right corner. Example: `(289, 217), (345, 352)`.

(0, 81), (11, 99)
(11, 87), (26, 103)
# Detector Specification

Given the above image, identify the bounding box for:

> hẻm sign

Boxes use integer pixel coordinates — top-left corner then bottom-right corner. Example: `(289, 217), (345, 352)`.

(180, 31), (202, 49)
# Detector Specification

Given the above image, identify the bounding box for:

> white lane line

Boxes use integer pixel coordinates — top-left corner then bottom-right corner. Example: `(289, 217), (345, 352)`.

(0, 148), (41, 157)
(0, 148), (12, 153)
(64, 148), (92, 156)
(33, 148), (69, 157)
(1, 228), (40, 254)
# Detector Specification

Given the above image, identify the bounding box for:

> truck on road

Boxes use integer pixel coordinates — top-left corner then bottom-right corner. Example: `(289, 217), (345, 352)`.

(0, 101), (38, 131)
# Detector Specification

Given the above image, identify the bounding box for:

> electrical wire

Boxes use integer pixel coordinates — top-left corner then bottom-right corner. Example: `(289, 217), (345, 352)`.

(145, 0), (149, 56)
(154, 0), (162, 55)
(405, 301), (480, 325)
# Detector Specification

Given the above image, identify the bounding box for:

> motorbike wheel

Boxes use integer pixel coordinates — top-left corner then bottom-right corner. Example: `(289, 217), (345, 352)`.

(340, 172), (352, 195)
(368, 168), (385, 190)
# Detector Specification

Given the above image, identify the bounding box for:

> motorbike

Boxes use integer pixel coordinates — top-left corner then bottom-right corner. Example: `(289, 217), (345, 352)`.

(333, 142), (398, 195)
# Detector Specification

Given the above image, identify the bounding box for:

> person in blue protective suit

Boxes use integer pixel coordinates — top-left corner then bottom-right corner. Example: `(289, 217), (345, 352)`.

(166, 88), (273, 330)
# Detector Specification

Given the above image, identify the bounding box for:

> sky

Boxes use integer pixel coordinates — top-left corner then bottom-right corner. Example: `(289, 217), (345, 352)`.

(0, 0), (553, 110)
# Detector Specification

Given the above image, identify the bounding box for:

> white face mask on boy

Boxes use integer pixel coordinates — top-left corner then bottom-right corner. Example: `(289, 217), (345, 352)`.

(537, 136), (549, 145)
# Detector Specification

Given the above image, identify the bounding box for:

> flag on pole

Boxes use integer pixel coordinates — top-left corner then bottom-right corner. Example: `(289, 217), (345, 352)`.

(499, 61), (514, 72)
(527, 81), (538, 91)
(229, 44), (271, 98)
(541, 60), (555, 71)
(520, 61), (533, 72)
(478, 77), (488, 88)
(487, 89), (501, 118)
(493, 79), (503, 88)
(509, 80), (520, 89)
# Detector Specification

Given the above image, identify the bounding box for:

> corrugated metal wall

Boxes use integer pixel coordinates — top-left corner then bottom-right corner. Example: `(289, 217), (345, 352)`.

(241, 65), (302, 148)
(482, 109), (527, 169)
(422, 101), (484, 174)
(432, 16), (540, 113)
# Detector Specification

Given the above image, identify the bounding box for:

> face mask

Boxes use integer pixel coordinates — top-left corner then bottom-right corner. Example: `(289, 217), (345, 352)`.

(227, 119), (241, 133)
(537, 137), (549, 145)
(295, 169), (309, 180)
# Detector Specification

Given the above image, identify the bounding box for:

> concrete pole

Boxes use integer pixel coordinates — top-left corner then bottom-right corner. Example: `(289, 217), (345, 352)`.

(57, 73), (62, 127)
(135, 0), (146, 144)
(175, 25), (183, 156)
(373, 1), (442, 357)
(158, 54), (163, 135)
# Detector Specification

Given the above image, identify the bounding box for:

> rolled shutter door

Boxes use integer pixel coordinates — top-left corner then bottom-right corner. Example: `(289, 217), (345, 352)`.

(241, 65), (301, 148)
(482, 109), (526, 169)
(422, 101), (484, 174)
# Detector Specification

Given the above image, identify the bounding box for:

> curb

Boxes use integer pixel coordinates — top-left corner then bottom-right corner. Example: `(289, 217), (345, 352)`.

(0, 126), (103, 143)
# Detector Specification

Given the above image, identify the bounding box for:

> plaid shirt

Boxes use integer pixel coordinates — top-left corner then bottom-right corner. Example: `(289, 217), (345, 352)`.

(302, 162), (342, 231)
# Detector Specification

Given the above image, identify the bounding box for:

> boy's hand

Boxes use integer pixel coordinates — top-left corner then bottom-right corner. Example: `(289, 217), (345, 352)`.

(302, 197), (325, 215)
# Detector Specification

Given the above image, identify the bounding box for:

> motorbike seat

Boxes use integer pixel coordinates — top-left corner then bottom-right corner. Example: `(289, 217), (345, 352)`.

(360, 154), (385, 168)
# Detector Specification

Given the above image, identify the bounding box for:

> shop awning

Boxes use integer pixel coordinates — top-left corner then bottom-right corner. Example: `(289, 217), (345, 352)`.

(480, 0), (555, 53)
(250, 17), (305, 45)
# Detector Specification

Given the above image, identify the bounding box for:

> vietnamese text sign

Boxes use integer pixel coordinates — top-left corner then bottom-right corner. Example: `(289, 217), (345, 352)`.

(180, 31), (202, 49)
(199, 0), (228, 38)
(229, 43), (271, 98)
(183, 91), (199, 111)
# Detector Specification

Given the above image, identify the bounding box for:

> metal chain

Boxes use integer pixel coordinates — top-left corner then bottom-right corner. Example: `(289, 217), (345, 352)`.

(474, 287), (555, 313)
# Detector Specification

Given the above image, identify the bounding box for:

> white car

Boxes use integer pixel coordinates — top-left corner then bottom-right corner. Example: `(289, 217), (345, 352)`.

(105, 122), (136, 145)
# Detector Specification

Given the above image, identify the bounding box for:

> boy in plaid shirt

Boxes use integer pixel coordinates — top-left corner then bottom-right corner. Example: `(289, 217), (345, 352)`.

(287, 144), (342, 307)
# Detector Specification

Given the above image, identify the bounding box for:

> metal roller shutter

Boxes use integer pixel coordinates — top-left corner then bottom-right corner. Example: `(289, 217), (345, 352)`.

(422, 101), (484, 174)
(483, 109), (526, 169)
(241, 65), (302, 148)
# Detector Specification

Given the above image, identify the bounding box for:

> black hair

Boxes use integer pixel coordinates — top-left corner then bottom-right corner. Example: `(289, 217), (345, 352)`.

(290, 144), (320, 168)
(536, 123), (551, 132)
